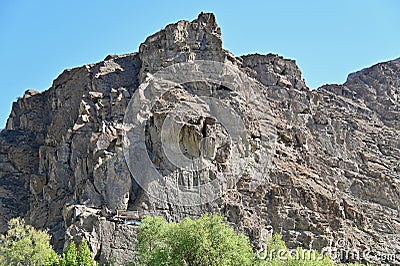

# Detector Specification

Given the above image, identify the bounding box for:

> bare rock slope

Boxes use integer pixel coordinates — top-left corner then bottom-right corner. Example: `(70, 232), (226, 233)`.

(1, 13), (399, 265)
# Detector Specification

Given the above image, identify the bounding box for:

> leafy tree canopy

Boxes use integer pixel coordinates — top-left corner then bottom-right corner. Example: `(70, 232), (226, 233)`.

(0, 217), (96, 266)
(0, 217), (58, 266)
(137, 214), (255, 266)
(135, 214), (348, 266)
(58, 239), (96, 266)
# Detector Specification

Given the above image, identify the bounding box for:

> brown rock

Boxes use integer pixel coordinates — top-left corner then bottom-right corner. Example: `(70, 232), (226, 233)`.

(0, 13), (399, 265)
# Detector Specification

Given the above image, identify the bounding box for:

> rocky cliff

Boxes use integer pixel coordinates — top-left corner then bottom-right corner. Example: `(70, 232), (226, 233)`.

(0, 13), (399, 265)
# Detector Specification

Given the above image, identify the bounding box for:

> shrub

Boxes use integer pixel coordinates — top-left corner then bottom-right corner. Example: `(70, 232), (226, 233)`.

(136, 214), (255, 266)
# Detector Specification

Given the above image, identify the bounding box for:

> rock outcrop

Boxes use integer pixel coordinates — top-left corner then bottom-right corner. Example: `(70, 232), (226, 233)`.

(0, 13), (399, 265)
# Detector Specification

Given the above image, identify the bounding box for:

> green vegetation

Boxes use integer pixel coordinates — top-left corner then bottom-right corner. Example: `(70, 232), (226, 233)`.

(0, 217), (57, 266)
(0, 216), (367, 266)
(59, 241), (78, 266)
(136, 214), (255, 266)
(58, 239), (96, 266)
(0, 217), (96, 266)
(135, 214), (365, 266)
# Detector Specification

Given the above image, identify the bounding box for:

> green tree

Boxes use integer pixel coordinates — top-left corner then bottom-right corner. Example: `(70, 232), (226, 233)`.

(58, 241), (78, 266)
(77, 239), (95, 266)
(58, 239), (96, 266)
(136, 214), (255, 266)
(0, 217), (58, 266)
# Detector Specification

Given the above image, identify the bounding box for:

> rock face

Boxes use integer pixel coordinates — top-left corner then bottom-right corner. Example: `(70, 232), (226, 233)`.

(1, 13), (399, 265)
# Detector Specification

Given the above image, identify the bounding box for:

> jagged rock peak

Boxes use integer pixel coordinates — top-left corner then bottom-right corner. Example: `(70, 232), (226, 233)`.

(346, 56), (400, 82)
(138, 12), (225, 82)
(140, 12), (221, 49)
(195, 12), (221, 35)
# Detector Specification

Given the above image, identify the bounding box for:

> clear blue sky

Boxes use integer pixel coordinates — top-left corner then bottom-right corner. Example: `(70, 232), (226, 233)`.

(0, 0), (399, 128)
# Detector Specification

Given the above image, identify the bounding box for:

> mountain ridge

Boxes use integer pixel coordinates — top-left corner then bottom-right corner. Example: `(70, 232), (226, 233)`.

(0, 13), (399, 265)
